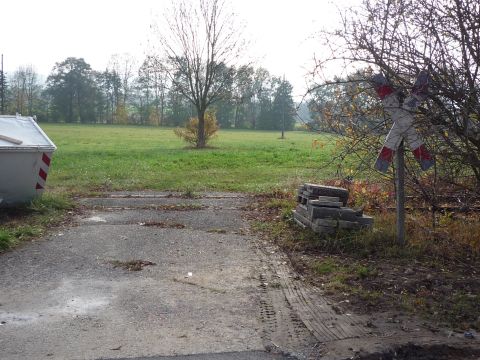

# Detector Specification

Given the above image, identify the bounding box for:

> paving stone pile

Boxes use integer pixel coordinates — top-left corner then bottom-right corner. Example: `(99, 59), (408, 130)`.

(293, 183), (374, 234)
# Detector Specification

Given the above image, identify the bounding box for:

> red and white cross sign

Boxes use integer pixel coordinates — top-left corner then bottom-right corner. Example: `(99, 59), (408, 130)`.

(373, 71), (434, 172)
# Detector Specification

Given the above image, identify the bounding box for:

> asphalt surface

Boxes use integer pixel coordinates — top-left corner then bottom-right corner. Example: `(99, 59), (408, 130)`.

(0, 193), (297, 360)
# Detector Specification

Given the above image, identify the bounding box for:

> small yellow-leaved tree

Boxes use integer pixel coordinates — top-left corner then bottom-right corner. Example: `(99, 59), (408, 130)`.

(174, 112), (219, 147)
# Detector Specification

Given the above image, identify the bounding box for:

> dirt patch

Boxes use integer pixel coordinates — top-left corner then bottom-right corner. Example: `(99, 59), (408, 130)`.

(288, 252), (480, 332)
(142, 204), (207, 211)
(206, 228), (227, 234)
(248, 193), (480, 333)
(109, 259), (156, 271)
(354, 343), (480, 360)
(139, 221), (186, 229)
(172, 278), (227, 294)
(92, 204), (208, 211)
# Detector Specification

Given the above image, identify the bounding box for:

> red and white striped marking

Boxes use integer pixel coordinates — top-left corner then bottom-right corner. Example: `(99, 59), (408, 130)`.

(374, 79), (434, 172)
(36, 153), (52, 191)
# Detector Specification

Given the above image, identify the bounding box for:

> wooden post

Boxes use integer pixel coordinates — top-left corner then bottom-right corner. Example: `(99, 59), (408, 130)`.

(281, 74), (285, 139)
(1, 54), (4, 115)
(395, 140), (406, 246)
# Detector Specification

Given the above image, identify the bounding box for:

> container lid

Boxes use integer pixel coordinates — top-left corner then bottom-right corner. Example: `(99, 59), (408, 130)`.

(0, 115), (56, 151)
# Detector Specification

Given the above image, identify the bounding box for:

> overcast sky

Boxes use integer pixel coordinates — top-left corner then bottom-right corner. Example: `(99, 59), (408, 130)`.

(1, 0), (359, 98)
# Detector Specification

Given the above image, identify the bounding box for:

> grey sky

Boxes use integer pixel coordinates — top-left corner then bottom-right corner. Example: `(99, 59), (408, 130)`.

(1, 0), (359, 98)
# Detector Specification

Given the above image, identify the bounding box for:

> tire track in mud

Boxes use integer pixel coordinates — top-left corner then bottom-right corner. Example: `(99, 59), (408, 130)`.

(273, 259), (372, 342)
(254, 238), (373, 358)
(257, 270), (321, 358)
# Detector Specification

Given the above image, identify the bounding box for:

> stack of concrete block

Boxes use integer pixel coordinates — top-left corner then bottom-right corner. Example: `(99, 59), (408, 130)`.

(293, 183), (374, 234)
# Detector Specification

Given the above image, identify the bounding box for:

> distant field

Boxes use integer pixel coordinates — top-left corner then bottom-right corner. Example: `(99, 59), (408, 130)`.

(41, 124), (338, 195)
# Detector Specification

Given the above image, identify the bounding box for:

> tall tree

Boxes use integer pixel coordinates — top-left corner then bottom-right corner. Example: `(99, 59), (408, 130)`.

(136, 61), (152, 125)
(98, 69), (122, 124)
(9, 65), (41, 116)
(92, 71), (108, 124)
(232, 65), (254, 128)
(46, 57), (98, 123)
(109, 53), (136, 107)
(166, 76), (195, 126)
(257, 76), (280, 130)
(11, 68), (27, 115)
(106, 54), (137, 124)
(0, 55), (6, 115)
(138, 56), (169, 126)
(213, 95), (235, 128)
(272, 79), (296, 133)
(153, 0), (244, 147)
(252, 68), (271, 129)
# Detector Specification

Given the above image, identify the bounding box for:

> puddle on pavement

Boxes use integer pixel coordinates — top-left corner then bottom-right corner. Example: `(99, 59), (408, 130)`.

(0, 312), (40, 325)
(0, 279), (114, 326)
(60, 296), (110, 315)
(0, 295), (110, 325)
(51, 279), (112, 315)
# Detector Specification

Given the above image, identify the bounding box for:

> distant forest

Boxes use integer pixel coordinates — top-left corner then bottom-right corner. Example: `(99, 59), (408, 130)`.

(0, 55), (299, 131)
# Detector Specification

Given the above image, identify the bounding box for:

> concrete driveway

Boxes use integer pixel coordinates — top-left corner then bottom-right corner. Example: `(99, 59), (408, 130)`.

(2, 192), (475, 360)
(0, 192), (316, 360)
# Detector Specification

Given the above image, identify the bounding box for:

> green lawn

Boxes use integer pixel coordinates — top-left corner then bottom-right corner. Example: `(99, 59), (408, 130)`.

(1, 124), (338, 251)
(42, 124), (338, 195)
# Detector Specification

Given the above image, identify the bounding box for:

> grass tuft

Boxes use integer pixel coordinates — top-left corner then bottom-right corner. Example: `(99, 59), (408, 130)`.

(312, 259), (339, 275)
(28, 193), (74, 213)
(0, 229), (16, 251)
(0, 193), (75, 252)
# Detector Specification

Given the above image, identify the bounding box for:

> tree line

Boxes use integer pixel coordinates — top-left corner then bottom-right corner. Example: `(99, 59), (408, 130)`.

(0, 55), (296, 131)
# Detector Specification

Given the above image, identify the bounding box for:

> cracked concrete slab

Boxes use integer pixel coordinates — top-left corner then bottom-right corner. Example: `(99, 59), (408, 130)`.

(0, 194), (271, 360)
(79, 209), (249, 232)
(79, 196), (250, 210)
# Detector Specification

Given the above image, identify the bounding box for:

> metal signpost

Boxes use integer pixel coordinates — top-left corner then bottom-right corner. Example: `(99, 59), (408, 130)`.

(372, 71), (434, 245)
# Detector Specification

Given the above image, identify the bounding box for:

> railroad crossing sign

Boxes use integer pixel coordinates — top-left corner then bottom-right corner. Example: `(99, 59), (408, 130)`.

(372, 71), (434, 246)
(373, 71), (434, 172)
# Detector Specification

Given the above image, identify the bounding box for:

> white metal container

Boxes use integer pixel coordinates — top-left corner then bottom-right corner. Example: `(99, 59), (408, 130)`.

(0, 115), (57, 207)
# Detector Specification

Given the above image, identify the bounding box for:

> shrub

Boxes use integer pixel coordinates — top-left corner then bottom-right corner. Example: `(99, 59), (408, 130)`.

(174, 112), (219, 147)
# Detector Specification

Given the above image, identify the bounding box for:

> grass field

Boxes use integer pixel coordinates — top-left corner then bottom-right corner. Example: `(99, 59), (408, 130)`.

(1, 124), (338, 251)
(42, 124), (338, 195)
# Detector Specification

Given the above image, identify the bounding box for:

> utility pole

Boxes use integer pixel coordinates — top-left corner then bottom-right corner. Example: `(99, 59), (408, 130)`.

(281, 74), (285, 139)
(1, 54), (4, 115)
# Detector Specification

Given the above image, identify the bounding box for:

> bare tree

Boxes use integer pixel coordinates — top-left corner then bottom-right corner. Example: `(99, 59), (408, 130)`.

(310, 0), (480, 200)
(152, 0), (244, 147)
(232, 65), (254, 128)
(109, 53), (137, 124)
(10, 65), (40, 116)
(11, 68), (27, 114)
(143, 55), (169, 126)
(25, 66), (39, 115)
